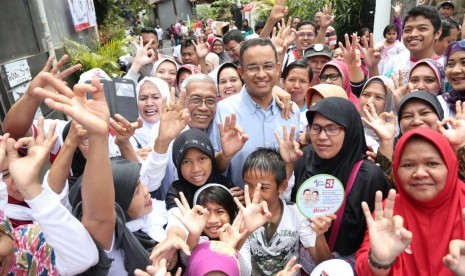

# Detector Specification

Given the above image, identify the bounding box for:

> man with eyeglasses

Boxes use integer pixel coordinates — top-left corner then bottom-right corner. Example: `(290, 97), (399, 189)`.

(303, 44), (332, 86)
(223, 29), (245, 65)
(211, 38), (300, 188)
(282, 21), (317, 70)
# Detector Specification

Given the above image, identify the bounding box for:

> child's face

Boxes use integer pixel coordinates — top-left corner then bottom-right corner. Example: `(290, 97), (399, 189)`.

(180, 148), (212, 187)
(243, 170), (286, 207)
(203, 202), (231, 239)
(127, 182), (153, 219)
(385, 29), (397, 43)
(1, 156), (23, 202)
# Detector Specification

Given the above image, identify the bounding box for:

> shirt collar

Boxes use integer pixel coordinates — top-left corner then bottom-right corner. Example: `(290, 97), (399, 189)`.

(240, 85), (278, 115)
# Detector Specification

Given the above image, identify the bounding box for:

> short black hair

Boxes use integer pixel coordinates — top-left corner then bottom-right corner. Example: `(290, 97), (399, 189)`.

(383, 24), (398, 37)
(217, 63), (244, 85)
(141, 27), (158, 40)
(296, 20), (316, 32)
(282, 60), (313, 82)
(223, 29), (245, 45)
(239, 38), (277, 65)
(196, 185), (237, 224)
(439, 17), (459, 40)
(303, 189), (311, 194)
(242, 148), (287, 187)
(181, 39), (195, 53)
(357, 27), (370, 37)
(312, 190), (319, 195)
(403, 5), (441, 33)
(254, 20), (266, 32)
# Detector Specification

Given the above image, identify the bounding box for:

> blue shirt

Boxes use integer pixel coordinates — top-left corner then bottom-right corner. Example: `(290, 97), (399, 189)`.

(211, 86), (300, 188)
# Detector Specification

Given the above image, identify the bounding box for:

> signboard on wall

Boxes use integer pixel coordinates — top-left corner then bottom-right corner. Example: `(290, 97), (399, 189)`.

(67, 0), (97, 32)
(3, 59), (32, 89)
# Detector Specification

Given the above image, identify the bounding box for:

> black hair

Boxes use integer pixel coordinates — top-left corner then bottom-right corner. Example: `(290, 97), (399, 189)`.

(242, 148), (287, 187)
(282, 60), (313, 82)
(181, 39), (195, 53)
(254, 20), (266, 32)
(383, 24), (398, 37)
(303, 189), (311, 194)
(217, 63), (244, 85)
(296, 20), (316, 32)
(196, 186), (238, 227)
(357, 27), (370, 37)
(141, 27), (158, 38)
(403, 5), (441, 33)
(312, 190), (319, 195)
(293, 16), (302, 21)
(223, 29), (245, 45)
(239, 38), (278, 65)
(439, 17), (459, 40)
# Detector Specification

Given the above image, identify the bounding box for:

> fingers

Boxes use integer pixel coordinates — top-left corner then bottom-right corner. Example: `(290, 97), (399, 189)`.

(6, 138), (20, 163)
(60, 64), (82, 79)
(50, 55), (69, 75)
(33, 72), (75, 99)
(244, 184), (252, 206)
(260, 200), (272, 221)
(41, 55), (55, 72)
(251, 183), (261, 204)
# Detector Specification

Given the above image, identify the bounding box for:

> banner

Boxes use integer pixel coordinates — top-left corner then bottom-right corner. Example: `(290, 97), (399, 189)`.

(68, 0), (97, 32)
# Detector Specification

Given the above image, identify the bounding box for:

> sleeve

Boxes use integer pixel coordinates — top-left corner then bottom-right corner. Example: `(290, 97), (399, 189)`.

(327, 27), (337, 46)
(124, 69), (141, 83)
(393, 15), (403, 42)
(458, 146), (465, 181)
(210, 105), (223, 153)
(375, 152), (395, 188)
(238, 238), (252, 276)
(299, 215), (316, 248)
(166, 207), (188, 235)
(0, 174), (7, 211)
(140, 149), (170, 192)
(350, 76), (368, 98)
(41, 170), (72, 211)
(26, 189), (99, 275)
(355, 229), (375, 275)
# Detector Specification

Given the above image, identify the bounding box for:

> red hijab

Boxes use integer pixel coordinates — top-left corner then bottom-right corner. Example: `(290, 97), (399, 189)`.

(391, 128), (465, 275)
(320, 60), (359, 109)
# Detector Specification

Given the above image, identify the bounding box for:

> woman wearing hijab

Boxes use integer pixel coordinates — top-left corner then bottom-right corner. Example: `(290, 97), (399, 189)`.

(356, 128), (465, 275)
(319, 60), (360, 108)
(208, 37), (233, 65)
(408, 59), (445, 96)
(277, 97), (391, 268)
(151, 58), (178, 91)
(241, 19), (253, 39)
(440, 40), (465, 119)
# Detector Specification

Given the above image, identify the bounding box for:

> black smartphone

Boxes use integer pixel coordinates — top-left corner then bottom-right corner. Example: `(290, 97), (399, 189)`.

(85, 79), (116, 117)
(113, 78), (138, 122)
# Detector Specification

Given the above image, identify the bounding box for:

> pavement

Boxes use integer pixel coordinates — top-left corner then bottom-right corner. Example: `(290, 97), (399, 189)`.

(159, 39), (175, 56)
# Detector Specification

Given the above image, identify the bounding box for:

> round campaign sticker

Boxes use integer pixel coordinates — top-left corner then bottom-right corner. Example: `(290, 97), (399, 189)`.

(296, 174), (345, 219)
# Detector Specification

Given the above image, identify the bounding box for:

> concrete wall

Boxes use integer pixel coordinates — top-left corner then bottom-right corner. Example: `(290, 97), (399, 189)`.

(157, 0), (196, 30)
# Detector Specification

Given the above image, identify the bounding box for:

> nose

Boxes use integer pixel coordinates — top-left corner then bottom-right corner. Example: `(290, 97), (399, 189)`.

(412, 115), (424, 126)
(416, 81), (426, 90)
(146, 97), (155, 106)
(197, 99), (209, 110)
(324, 77), (332, 84)
(191, 161), (201, 172)
(207, 212), (219, 224)
(413, 165), (428, 178)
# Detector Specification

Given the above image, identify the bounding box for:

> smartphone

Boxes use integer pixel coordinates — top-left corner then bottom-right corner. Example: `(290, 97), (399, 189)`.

(113, 78), (138, 122)
(85, 79), (116, 117)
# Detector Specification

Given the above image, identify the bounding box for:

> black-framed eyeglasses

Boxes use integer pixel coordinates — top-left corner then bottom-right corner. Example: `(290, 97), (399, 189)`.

(307, 124), (343, 136)
(186, 96), (217, 107)
(319, 73), (341, 82)
(226, 42), (243, 55)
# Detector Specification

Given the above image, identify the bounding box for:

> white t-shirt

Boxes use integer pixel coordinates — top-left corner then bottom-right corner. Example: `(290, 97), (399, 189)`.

(155, 28), (163, 40)
(248, 200), (316, 275)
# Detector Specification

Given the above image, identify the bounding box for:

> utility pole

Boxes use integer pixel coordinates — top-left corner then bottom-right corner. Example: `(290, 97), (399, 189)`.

(172, 0), (178, 20)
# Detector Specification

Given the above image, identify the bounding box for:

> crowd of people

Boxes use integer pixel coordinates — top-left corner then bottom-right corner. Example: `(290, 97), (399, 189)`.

(3, 0), (465, 275)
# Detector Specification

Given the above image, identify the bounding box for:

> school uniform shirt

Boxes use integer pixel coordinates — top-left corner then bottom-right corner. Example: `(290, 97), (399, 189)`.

(248, 200), (316, 276)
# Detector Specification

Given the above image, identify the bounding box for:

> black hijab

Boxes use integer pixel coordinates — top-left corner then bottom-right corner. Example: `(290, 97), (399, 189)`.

(293, 97), (391, 256)
(62, 121), (86, 186)
(165, 129), (234, 210)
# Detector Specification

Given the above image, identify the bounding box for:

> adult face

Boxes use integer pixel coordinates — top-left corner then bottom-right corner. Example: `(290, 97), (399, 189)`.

(177, 70), (191, 91)
(203, 202), (231, 239)
(283, 67), (310, 107)
(402, 15), (441, 57)
(319, 66), (343, 87)
(408, 64), (440, 94)
(138, 81), (163, 124)
(218, 67), (242, 99)
(155, 61), (177, 89)
(224, 41), (243, 63)
(292, 18), (301, 29)
(397, 137), (447, 202)
(311, 192), (319, 201)
(309, 113), (345, 159)
(445, 50), (465, 91)
(439, 4), (454, 17)
(141, 33), (158, 52)
(185, 81), (217, 130)
(307, 56), (330, 80)
(1, 156), (23, 202)
(314, 12), (323, 26)
(126, 182), (153, 219)
(399, 99), (439, 133)
(359, 81), (387, 115)
(212, 40), (224, 54)
(296, 24), (316, 51)
(303, 191), (311, 201)
(332, 48), (344, 62)
(180, 148), (213, 187)
(182, 45), (199, 65)
(434, 27), (458, 56)
(238, 45), (279, 103)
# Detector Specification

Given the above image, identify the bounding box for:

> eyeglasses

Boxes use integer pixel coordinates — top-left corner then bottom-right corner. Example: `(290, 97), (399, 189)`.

(186, 96), (217, 107)
(307, 124), (343, 136)
(319, 73), (341, 82)
(298, 32), (315, 38)
(244, 63), (276, 74)
(226, 42), (243, 55)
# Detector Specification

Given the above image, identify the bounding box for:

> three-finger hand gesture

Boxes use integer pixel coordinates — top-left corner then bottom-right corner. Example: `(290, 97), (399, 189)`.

(443, 208), (465, 276)
(274, 125), (303, 163)
(234, 184), (272, 233)
(174, 192), (209, 237)
(218, 211), (248, 249)
(219, 114), (249, 160)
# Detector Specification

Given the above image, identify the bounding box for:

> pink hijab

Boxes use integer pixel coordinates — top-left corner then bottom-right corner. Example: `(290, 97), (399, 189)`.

(320, 60), (360, 109)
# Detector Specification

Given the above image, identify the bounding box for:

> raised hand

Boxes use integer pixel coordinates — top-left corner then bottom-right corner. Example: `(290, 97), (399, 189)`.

(192, 39), (210, 60)
(320, 3), (334, 29)
(438, 101), (465, 152)
(33, 74), (110, 136)
(110, 114), (143, 144)
(173, 192), (209, 237)
(274, 125), (303, 164)
(64, 120), (87, 148)
(272, 86), (293, 119)
(271, 20), (294, 57)
(150, 236), (189, 271)
(234, 184), (272, 233)
(340, 33), (362, 68)
(362, 33), (382, 69)
(310, 214), (336, 236)
(269, 0), (288, 22)
(219, 114), (249, 160)
(443, 208), (465, 276)
(6, 116), (58, 200)
(132, 37), (157, 67)
(362, 104), (396, 143)
(276, 256), (301, 276)
(390, 70), (413, 109)
(137, 146), (152, 160)
(362, 190), (412, 266)
(0, 133), (9, 170)
(135, 259), (182, 276)
(218, 211), (248, 249)
(392, 1), (403, 16)
(157, 88), (190, 142)
(27, 55), (82, 102)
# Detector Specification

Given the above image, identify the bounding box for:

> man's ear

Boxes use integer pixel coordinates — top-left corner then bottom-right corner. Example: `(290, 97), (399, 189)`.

(278, 180), (288, 194)
(238, 66), (244, 78)
(434, 27), (443, 40)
